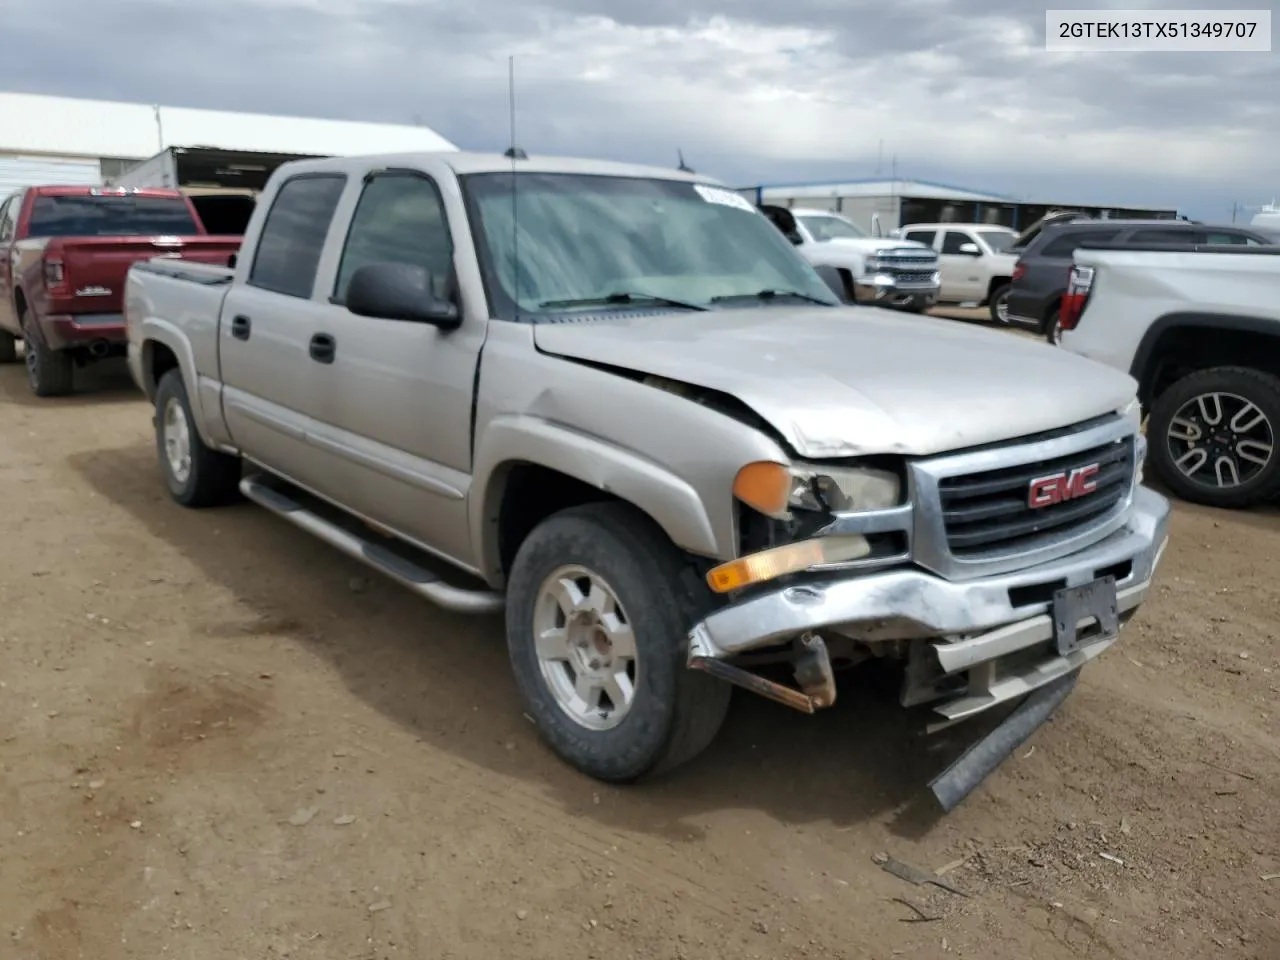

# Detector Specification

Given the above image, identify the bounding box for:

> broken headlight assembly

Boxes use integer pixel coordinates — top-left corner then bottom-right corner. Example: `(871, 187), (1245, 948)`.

(709, 459), (908, 594)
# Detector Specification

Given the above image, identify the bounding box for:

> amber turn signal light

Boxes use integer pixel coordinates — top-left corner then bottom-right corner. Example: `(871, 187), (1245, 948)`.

(732, 461), (791, 519)
(706, 535), (872, 593)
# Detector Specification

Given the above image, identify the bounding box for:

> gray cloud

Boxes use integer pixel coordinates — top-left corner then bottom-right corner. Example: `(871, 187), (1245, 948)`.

(1, 0), (1277, 220)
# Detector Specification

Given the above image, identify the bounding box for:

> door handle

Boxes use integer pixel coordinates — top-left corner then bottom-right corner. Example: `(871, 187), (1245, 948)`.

(309, 332), (336, 364)
(230, 315), (251, 340)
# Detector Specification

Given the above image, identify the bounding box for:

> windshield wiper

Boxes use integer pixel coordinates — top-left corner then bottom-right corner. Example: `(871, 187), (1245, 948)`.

(710, 289), (835, 306)
(538, 291), (709, 311)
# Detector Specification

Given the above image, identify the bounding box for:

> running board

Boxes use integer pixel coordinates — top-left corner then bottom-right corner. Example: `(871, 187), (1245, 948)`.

(239, 475), (505, 615)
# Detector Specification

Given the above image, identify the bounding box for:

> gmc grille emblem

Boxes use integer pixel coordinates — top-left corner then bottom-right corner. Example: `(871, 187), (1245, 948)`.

(1027, 463), (1100, 508)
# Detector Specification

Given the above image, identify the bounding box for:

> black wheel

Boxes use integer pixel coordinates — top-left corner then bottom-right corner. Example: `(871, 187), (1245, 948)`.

(21, 310), (73, 396)
(1147, 366), (1280, 509)
(505, 501), (732, 782)
(154, 369), (241, 507)
(1043, 307), (1062, 345)
(0, 330), (17, 364)
(988, 284), (1011, 325)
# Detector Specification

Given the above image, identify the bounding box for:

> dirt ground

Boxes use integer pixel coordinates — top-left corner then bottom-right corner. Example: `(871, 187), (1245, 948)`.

(1, 335), (1277, 960)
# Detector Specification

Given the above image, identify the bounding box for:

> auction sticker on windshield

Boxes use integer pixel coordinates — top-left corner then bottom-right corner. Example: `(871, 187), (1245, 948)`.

(693, 184), (758, 213)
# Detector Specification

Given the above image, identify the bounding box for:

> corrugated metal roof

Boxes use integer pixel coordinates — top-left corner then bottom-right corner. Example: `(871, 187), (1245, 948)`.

(0, 91), (457, 160)
(747, 178), (1014, 203)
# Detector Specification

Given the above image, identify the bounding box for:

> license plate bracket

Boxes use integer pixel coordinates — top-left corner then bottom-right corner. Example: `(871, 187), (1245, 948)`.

(1051, 576), (1119, 657)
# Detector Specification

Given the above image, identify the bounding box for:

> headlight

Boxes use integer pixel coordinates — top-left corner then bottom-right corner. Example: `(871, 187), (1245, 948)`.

(788, 464), (901, 513)
(732, 461), (903, 519)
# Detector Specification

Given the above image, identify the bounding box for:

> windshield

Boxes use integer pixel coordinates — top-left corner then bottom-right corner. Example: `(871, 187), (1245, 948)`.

(977, 229), (1017, 253)
(26, 194), (200, 238)
(461, 172), (839, 321)
(796, 214), (868, 241)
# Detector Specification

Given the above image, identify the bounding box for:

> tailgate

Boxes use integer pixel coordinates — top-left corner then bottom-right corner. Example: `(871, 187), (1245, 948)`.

(55, 237), (241, 315)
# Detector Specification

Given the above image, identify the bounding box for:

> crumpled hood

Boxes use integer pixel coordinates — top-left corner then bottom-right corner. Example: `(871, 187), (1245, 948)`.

(533, 307), (1136, 458)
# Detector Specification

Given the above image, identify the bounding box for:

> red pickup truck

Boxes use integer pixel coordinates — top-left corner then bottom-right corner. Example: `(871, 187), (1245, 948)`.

(0, 186), (241, 396)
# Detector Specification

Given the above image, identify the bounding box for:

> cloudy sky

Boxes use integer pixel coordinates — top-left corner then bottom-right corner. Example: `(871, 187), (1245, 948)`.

(2, 0), (1277, 220)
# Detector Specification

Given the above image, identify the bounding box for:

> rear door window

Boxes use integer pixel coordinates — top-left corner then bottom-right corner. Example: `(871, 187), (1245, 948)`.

(1202, 231), (1256, 245)
(1127, 228), (1202, 244)
(25, 194), (200, 238)
(1041, 229), (1121, 258)
(248, 174), (347, 299)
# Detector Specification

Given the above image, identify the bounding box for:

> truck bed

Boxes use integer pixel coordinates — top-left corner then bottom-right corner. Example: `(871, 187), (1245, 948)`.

(124, 257), (235, 398)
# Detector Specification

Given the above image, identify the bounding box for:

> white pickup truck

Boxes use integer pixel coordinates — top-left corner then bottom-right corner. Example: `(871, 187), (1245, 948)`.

(760, 206), (941, 312)
(896, 223), (1020, 324)
(123, 150), (1170, 809)
(1058, 242), (1280, 509)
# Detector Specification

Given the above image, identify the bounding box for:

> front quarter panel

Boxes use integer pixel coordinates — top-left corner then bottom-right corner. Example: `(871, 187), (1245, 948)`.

(469, 321), (791, 583)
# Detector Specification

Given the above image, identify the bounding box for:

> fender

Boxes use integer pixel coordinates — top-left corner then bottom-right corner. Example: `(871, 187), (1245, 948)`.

(137, 317), (233, 452)
(1130, 311), (1280, 402)
(470, 414), (723, 582)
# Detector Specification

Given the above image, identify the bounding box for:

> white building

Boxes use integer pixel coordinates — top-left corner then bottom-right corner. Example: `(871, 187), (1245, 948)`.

(0, 91), (457, 194)
(738, 178), (1178, 233)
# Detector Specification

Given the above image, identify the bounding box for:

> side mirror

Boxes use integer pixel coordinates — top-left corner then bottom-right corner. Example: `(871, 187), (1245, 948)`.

(957, 242), (981, 256)
(345, 262), (460, 328)
(786, 231), (804, 246)
(812, 264), (852, 303)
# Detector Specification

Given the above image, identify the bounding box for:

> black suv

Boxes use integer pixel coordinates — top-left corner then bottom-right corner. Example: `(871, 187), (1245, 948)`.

(1007, 220), (1274, 340)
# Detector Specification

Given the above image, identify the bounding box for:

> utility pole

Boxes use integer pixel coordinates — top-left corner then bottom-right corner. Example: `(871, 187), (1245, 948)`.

(1231, 201), (1239, 223)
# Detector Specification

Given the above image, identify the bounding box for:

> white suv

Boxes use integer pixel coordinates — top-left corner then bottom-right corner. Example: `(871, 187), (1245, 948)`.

(896, 223), (1019, 324)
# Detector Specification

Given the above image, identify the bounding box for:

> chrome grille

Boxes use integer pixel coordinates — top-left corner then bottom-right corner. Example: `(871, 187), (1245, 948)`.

(938, 435), (1135, 558)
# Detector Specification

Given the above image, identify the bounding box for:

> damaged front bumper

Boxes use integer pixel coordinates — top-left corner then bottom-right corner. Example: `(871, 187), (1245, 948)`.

(687, 485), (1171, 726)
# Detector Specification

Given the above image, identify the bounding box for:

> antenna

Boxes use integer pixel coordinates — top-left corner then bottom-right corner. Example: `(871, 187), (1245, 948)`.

(506, 55), (522, 312)
(677, 149), (695, 174)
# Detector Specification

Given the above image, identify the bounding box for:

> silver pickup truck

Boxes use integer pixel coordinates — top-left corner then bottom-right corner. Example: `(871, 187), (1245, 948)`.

(124, 151), (1171, 808)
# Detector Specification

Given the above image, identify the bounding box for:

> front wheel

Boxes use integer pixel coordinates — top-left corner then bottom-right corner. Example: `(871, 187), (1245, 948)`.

(505, 502), (731, 782)
(154, 369), (242, 507)
(1146, 366), (1280, 509)
(989, 284), (1011, 325)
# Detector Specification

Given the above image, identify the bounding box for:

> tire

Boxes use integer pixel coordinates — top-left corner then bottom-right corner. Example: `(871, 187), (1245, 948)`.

(0, 330), (17, 364)
(21, 310), (73, 397)
(505, 501), (732, 782)
(154, 369), (241, 507)
(1146, 366), (1280, 509)
(988, 284), (1011, 325)
(1043, 308), (1062, 345)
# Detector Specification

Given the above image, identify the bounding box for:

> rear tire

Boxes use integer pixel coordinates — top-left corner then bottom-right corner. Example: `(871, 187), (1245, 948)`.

(1146, 366), (1280, 509)
(0, 330), (17, 364)
(1043, 308), (1062, 345)
(21, 310), (73, 397)
(988, 284), (1011, 325)
(505, 501), (731, 782)
(154, 369), (241, 507)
